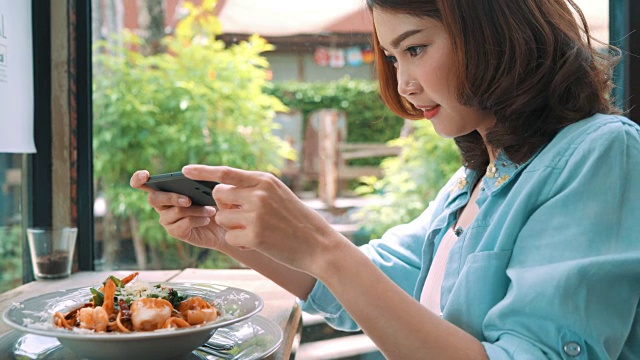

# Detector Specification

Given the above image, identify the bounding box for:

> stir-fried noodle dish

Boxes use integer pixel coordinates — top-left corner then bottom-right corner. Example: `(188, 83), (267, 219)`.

(53, 272), (221, 332)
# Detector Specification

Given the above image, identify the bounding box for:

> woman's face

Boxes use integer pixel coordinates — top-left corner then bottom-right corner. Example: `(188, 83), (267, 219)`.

(373, 9), (495, 139)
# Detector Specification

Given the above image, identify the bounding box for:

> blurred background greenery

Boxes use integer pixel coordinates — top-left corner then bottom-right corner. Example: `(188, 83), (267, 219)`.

(88, 1), (461, 273)
(92, 3), (295, 270)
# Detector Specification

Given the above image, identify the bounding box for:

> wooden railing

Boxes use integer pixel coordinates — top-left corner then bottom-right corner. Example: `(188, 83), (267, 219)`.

(300, 109), (401, 207)
(337, 142), (401, 178)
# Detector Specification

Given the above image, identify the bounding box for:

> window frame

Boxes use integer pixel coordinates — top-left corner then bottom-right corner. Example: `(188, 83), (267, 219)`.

(24, 0), (53, 282)
(74, 0), (95, 272)
(22, 0), (94, 283)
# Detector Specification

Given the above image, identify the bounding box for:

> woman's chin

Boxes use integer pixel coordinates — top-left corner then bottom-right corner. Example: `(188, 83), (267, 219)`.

(430, 124), (459, 139)
(430, 121), (476, 139)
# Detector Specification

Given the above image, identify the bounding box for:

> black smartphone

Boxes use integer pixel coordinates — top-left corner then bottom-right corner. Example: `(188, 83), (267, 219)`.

(145, 171), (219, 206)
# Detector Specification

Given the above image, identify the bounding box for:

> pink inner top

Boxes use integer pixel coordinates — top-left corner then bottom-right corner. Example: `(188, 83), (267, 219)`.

(420, 227), (459, 314)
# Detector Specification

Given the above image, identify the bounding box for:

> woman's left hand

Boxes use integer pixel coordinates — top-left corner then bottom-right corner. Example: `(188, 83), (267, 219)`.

(182, 164), (347, 274)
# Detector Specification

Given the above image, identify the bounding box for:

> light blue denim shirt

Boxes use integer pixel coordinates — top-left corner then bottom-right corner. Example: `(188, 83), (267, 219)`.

(300, 114), (640, 359)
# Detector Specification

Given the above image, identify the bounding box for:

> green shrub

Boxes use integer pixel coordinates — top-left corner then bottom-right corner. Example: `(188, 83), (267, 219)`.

(0, 226), (22, 293)
(352, 122), (461, 239)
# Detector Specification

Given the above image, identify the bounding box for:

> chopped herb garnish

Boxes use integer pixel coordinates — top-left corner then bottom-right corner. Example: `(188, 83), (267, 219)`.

(166, 288), (187, 308)
(108, 275), (124, 288)
(90, 288), (104, 306)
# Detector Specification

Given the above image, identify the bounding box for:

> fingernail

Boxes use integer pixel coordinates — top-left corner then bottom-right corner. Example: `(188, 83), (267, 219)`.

(138, 172), (145, 179)
(178, 197), (189, 206)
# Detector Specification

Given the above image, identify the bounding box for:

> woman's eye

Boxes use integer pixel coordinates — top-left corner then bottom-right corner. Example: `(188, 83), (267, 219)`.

(384, 55), (398, 64)
(405, 45), (425, 57)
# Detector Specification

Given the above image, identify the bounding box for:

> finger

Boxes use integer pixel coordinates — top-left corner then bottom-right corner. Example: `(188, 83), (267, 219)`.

(164, 215), (212, 231)
(130, 170), (152, 191)
(182, 165), (264, 188)
(148, 190), (194, 209)
(165, 216), (212, 239)
(213, 207), (249, 231)
(158, 206), (216, 225)
(222, 227), (258, 251)
(223, 228), (254, 250)
(216, 201), (241, 210)
(211, 184), (258, 208)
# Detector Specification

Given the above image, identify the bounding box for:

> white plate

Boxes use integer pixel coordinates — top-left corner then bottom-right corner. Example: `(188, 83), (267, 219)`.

(0, 315), (282, 360)
(196, 315), (283, 359)
(1, 283), (264, 360)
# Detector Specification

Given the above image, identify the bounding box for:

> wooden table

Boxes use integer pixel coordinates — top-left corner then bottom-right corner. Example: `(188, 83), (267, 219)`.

(0, 268), (302, 359)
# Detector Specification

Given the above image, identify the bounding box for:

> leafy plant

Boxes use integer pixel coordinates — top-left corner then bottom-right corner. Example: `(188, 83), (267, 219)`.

(0, 226), (22, 293)
(92, 0), (293, 269)
(352, 122), (461, 239)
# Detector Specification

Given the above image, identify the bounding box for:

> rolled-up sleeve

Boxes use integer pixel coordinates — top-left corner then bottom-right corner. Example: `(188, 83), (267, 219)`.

(300, 168), (467, 331)
(482, 120), (640, 359)
(300, 205), (433, 330)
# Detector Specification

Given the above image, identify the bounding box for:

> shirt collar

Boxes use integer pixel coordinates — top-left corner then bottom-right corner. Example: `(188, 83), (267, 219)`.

(481, 151), (524, 195)
(448, 150), (537, 199)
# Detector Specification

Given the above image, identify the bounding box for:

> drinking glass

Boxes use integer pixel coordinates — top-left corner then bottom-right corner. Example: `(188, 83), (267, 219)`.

(27, 227), (77, 279)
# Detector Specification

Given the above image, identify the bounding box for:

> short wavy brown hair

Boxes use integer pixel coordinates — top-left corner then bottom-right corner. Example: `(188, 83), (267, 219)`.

(367, 0), (619, 170)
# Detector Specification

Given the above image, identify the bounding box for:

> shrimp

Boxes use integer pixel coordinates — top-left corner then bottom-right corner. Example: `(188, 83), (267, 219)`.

(177, 296), (219, 325)
(96, 271), (138, 293)
(102, 278), (116, 316)
(120, 271), (139, 285)
(78, 306), (109, 332)
(130, 298), (173, 331)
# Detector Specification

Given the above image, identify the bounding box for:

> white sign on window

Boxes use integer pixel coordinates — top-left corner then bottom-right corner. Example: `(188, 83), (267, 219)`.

(0, 0), (35, 153)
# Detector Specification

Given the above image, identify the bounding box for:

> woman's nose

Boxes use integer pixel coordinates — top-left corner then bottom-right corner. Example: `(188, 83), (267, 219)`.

(397, 75), (421, 97)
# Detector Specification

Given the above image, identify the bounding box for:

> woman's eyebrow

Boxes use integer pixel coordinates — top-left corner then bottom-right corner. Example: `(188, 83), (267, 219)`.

(389, 29), (423, 49)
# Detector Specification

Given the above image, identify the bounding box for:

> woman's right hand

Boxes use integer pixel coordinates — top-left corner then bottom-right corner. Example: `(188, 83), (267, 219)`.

(129, 170), (227, 250)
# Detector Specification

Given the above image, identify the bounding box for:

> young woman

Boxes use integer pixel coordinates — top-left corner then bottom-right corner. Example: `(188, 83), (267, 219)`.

(131, 0), (639, 358)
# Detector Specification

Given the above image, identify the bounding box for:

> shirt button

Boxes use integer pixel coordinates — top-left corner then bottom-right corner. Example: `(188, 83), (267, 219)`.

(563, 342), (581, 356)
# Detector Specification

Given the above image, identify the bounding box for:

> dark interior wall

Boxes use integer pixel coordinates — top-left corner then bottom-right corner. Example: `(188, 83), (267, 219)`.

(611, 0), (640, 123)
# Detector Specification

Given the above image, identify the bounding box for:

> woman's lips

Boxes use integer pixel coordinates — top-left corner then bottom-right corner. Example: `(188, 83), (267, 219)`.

(421, 105), (440, 119)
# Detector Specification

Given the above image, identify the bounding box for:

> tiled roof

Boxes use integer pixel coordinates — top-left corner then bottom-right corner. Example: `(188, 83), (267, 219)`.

(216, 0), (372, 36)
